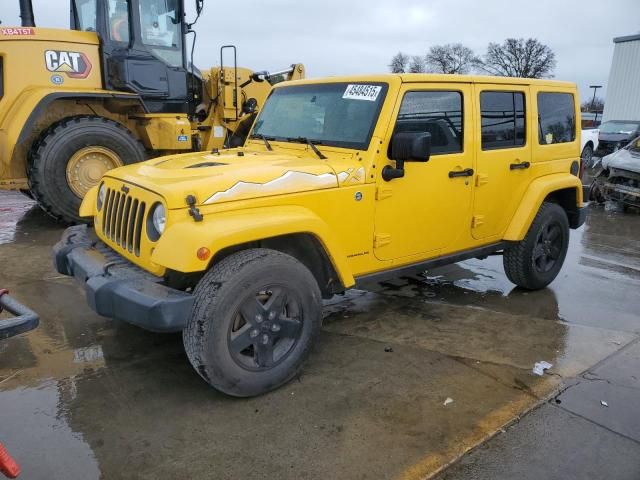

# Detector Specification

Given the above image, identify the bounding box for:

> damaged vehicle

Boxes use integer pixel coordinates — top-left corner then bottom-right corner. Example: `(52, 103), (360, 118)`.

(590, 137), (640, 209)
(595, 120), (640, 156)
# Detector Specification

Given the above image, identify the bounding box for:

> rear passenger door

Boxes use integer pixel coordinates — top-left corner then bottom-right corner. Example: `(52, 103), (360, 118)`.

(472, 85), (531, 240)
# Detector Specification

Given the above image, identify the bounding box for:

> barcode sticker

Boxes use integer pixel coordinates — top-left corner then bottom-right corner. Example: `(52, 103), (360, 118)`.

(343, 84), (382, 101)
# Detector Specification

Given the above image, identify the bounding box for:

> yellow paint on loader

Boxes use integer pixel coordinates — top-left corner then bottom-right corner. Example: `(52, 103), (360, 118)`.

(0, 16), (304, 223)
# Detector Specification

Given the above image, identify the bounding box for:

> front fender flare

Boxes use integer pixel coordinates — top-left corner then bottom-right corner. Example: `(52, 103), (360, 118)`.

(503, 173), (583, 241)
(151, 205), (356, 288)
(79, 186), (99, 218)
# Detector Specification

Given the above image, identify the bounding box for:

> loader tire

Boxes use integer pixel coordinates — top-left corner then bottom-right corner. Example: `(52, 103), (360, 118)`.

(27, 116), (146, 224)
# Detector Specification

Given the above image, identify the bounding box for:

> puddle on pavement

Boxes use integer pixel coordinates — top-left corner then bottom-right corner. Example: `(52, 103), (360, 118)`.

(1, 193), (640, 479)
(0, 192), (61, 247)
(0, 193), (33, 245)
(0, 381), (101, 480)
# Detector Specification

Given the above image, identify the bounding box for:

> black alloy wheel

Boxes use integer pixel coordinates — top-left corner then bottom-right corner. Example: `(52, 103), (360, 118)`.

(532, 222), (564, 273)
(229, 286), (303, 370)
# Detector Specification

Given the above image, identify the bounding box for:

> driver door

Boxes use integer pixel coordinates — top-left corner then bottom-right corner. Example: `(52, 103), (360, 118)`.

(373, 84), (474, 261)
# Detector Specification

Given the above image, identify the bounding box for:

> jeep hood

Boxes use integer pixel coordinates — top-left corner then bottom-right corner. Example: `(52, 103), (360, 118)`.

(105, 149), (364, 208)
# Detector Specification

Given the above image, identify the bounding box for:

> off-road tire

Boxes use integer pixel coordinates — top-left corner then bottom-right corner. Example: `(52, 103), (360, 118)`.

(183, 249), (323, 397)
(503, 202), (570, 290)
(27, 116), (146, 224)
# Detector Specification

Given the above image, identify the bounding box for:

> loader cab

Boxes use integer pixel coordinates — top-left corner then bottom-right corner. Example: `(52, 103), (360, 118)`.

(70, 0), (198, 114)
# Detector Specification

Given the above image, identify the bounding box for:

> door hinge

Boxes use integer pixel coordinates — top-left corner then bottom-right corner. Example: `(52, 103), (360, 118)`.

(374, 233), (392, 248)
(476, 173), (489, 187)
(376, 187), (393, 200)
(472, 215), (485, 228)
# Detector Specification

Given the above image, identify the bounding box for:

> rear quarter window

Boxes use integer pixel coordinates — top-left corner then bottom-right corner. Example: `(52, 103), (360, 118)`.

(538, 93), (576, 145)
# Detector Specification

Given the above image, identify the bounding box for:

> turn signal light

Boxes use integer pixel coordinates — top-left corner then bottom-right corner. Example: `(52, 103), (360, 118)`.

(197, 247), (211, 261)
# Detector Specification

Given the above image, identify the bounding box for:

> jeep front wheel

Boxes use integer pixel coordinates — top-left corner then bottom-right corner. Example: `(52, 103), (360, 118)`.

(183, 249), (322, 397)
(503, 202), (570, 290)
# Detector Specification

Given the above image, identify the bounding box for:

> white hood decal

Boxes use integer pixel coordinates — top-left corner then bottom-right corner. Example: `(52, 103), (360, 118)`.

(203, 170), (339, 204)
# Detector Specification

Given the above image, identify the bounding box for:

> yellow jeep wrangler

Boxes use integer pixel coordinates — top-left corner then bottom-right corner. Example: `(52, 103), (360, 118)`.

(54, 74), (586, 396)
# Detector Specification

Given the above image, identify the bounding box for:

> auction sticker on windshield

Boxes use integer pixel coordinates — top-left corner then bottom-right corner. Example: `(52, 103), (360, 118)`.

(343, 84), (382, 101)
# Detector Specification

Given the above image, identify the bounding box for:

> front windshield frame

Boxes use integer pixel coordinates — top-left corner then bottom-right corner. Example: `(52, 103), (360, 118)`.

(251, 82), (389, 151)
(600, 121), (640, 135)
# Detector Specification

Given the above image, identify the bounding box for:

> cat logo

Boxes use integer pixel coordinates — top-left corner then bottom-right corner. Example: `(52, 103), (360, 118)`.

(44, 50), (92, 79)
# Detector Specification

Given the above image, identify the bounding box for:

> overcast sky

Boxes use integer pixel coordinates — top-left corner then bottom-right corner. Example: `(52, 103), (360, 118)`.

(3, 0), (639, 100)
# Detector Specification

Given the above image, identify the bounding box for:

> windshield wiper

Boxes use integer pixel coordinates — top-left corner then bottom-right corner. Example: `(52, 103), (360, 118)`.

(250, 133), (273, 151)
(286, 137), (327, 160)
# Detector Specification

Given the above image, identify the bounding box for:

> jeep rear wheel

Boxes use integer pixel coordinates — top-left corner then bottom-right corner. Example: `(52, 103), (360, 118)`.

(183, 249), (322, 397)
(27, 116), (146, 224)
(503, 202), (570, 290)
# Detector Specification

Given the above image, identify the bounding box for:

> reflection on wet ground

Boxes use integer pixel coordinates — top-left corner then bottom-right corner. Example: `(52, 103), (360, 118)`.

(1, 191), (639, 479)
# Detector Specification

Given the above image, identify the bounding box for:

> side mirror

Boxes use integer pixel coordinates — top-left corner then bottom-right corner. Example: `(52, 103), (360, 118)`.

(243, 98), (258, 114)
(382, 132), (432, 181)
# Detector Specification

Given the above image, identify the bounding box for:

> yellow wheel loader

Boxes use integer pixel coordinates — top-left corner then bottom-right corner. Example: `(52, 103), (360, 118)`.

(0, 0), (304, 223)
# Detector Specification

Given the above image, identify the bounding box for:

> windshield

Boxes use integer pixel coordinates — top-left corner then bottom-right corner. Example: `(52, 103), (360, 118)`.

(599, 121), (640, 135)
(252, 83), (388, 150)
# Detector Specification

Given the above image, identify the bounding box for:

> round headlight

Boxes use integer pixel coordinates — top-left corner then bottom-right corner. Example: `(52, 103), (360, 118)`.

(151, 203), (166, 237)
(97, 183), (106, 211)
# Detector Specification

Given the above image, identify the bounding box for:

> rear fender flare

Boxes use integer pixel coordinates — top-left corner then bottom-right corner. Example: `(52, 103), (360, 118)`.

(16, 91), (146, 145)
(503, 174), (583, 241)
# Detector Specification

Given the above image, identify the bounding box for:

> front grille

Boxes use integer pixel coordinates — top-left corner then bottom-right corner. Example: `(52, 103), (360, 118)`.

(101, 187), (146, 256)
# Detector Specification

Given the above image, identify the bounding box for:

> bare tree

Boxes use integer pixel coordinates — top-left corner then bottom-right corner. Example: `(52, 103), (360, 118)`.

(474, 38), (556, 78)
(425, 43), (478, 74)
(581, 97), (604, 112)
(389, 52), (410, 73)
(409, 55), (426, 73)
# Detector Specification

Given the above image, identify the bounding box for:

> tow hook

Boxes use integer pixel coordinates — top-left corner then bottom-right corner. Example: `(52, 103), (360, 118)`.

(186, 195), (203, 222)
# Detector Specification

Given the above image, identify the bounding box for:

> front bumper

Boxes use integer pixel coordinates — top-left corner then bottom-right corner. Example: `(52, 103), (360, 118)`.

(602, 183), (640, 208)
(53, 226), (193, 332)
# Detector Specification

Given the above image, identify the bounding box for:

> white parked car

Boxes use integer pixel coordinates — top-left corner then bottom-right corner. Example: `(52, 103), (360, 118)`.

(581, 128), (600, 169)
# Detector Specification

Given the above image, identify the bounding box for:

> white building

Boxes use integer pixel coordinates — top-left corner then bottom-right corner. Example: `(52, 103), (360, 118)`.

(602, 34), (640, 122)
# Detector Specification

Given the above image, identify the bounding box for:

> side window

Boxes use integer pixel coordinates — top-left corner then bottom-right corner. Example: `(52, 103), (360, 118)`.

(138, 0), (183, 67)
(394, 91), (463, 155)
(538, 93), (576, 144)
(73, 0), (97, 31)
(108, 0), (130, 43)
(480, 91), (526, 150)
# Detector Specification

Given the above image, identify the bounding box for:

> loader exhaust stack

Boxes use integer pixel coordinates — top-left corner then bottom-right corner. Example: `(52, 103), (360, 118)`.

(19, 0), (36, 27)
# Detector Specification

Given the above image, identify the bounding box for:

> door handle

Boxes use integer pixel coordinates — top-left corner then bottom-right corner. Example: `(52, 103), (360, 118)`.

(448, 168), (474, 178)
(510, 161), (530, 170)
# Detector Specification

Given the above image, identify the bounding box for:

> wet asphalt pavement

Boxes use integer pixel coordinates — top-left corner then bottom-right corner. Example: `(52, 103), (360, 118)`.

(1, 190), (639, 479)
